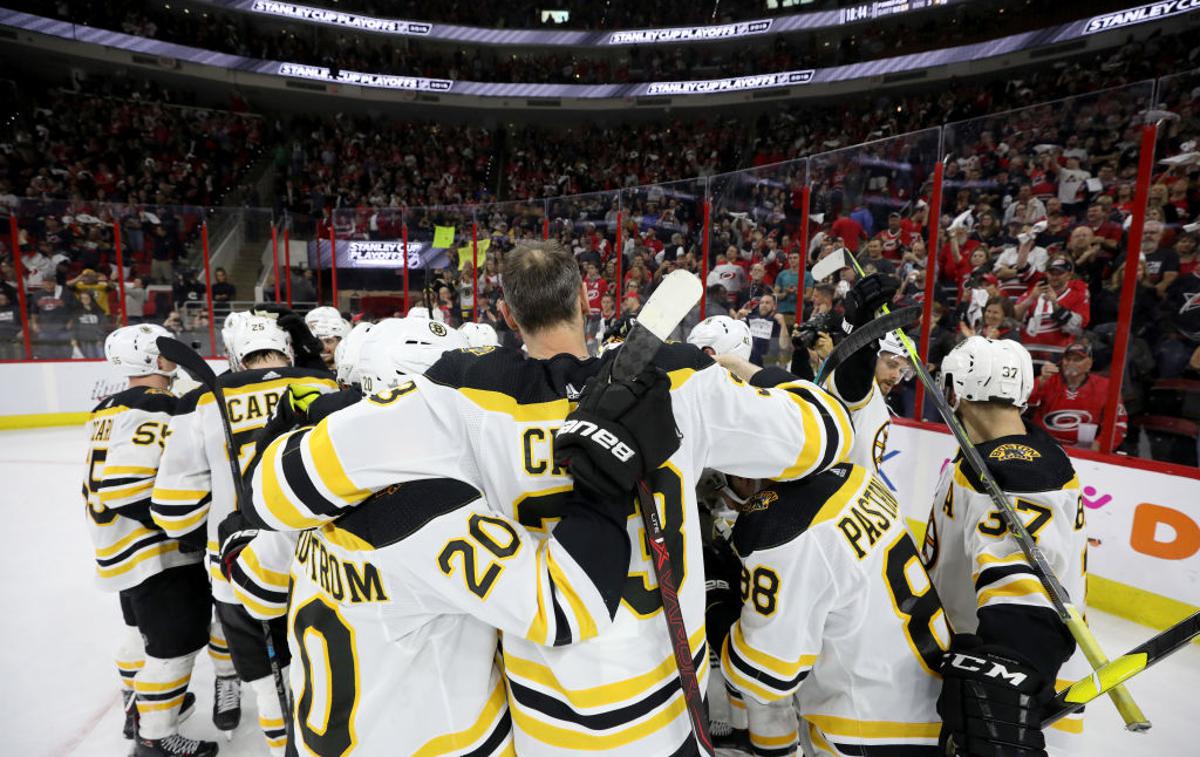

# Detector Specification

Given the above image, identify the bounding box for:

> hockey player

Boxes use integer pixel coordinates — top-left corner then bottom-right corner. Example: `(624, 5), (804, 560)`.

(86, 324), (216, 757)
(333, 320), (374, 390)
(304, 305), (350, 370)
(152, 312), (338, 755)
(687, 315), (753, 361)
(922, 336), (1087, 755)
(718, 464), (947, 757)
(219, 332), (674, 754)
(247, 240), (860, 755)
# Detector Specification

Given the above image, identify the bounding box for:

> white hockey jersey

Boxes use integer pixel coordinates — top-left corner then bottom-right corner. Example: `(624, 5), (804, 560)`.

(722, 464), (946, 756)
(283, 476), (627, 756)
(248, 345), (853, 755)
(823, 376), (892, 474)
(151, 367), (337, 602)
(921, 423), (1088, 749)
(84, 386), (201, 592)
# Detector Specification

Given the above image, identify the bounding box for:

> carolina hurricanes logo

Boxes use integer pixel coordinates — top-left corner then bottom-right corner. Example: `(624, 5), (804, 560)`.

(1181, 292), (1200, 315)
(1043, 409), (1094, 432)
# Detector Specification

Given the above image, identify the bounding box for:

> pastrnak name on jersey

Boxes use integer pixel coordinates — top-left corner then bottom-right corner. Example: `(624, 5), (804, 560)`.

(294, 530), (388, 604)
(835, 475), (901, 559)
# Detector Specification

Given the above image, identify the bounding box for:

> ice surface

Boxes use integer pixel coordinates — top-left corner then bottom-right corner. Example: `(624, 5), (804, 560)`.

(2, 426), (1195, 756)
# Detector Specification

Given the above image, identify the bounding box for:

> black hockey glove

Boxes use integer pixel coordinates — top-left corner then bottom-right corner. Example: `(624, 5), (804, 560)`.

(554, 363), (681, 500)
(842, 273), (900, 331)
(937, 634), (1053, 757)
(253, 304), (327, 371)
(217, 510), (258, 583)
(243, 384), (323, 481)
(703, 538), (743, 654)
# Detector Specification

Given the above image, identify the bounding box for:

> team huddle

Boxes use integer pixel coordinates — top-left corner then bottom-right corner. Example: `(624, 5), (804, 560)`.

(83, 241), (1088, 757)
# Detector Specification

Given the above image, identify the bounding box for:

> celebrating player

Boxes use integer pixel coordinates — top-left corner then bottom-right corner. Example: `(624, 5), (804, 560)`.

(86, 324), (216, 757)
(151, 312), (338, 755)
(304, 306), (351, 370)
(922, 336), (1088, 755)
(247, 240), (855, 755)
(719, 463), (947, 756)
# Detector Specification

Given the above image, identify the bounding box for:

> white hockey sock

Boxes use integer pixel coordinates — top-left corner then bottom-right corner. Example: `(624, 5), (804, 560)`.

(135, 651), (198, 740)
(250, 671), (289, 756)
(746, 697), (799, 757)
(207, 617), (237, 679)
(726, 682), (749, 730)
(115, 625), (145, 701)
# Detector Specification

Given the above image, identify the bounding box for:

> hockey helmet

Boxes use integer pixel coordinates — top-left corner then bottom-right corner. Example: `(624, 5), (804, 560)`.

(939, 336), (1033, 410)
(222, 311), (293, 371)
(334, 321), (374, 389)
(459, 322), (500, 348)
(357, 317), (468, 394)
(305, 306), (351, 341)
(405, 305), (446, 323)
(105, 324), (177, 378)
(687, 316), (752, 361)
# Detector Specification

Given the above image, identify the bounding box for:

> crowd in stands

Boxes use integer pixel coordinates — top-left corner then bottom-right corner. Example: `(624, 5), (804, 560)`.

(9, 0), (1123, 86)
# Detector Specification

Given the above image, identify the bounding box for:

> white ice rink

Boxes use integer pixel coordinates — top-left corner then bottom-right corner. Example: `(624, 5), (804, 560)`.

(3, 426), (1196, 756)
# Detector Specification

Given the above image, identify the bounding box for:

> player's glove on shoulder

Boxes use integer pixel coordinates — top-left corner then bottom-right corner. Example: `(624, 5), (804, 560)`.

(217, 511), (258, 583)
(554, 363), (681, 500)
(937, 634), (1053, 757)
(253, 304), (327, 371)
(842, 273), (900, 331)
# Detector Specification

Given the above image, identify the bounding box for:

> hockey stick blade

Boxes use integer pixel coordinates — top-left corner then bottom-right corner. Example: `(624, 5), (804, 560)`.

(611, 269), (703, 381)
(810, 247), (854, 283)
(816, 306), (920, 385)
(1041, 611), (1200, 728)
(157, 336), (219, 388)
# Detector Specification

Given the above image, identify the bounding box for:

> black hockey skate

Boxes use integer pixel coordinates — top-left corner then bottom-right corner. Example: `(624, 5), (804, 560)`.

(134, 733), (218, 757)
(125, 692), (196, 739)
(212, 675), (241, 733)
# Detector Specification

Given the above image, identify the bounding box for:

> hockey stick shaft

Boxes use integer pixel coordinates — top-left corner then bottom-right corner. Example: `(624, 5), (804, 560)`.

(156, 338), (295, 734)
(1041, 611), (1200, 727)
(836, 260), (1149, 730)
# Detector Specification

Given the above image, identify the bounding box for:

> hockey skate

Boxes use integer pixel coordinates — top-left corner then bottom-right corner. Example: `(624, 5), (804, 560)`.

(134, 733), (218, 757)
(125, 692), (197, 739)
(212, 675), (241, 735)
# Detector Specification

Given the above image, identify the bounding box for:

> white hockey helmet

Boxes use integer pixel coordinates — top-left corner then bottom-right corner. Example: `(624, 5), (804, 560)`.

(305, 306), (350, 341)
(334, 321), (374, 388)
(939, 336), (1034, 410)
(222, 311), (293, 371)
(357, 317), (468, 394)
(459, 322), (500, 348)
(105, 324), (176, 378)
(878, 331), (908, 358)
(405, 305), (446, 323)
(687, 316), (752, 361)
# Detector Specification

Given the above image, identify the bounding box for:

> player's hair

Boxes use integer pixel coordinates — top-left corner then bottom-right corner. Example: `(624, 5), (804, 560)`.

(501, 240), (583, 333)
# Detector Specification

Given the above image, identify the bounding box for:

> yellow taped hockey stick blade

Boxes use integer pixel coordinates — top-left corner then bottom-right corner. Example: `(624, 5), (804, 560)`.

(1062, 654), (1148, 705)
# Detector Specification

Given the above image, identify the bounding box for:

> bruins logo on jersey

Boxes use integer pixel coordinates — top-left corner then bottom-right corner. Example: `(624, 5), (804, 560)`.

(429, 321), (448, 337)
(872, 422), (890, 471)
(745, 490), (778, 512)
(988, 443), (1041, 462)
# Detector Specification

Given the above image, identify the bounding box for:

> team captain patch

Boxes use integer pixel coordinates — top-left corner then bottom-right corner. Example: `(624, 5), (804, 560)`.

(988, 444), (1041, 462)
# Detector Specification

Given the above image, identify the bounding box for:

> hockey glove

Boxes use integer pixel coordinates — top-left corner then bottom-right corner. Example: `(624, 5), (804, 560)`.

(217, 511), (258, 582)
(243, 385), (320, 482)
(842, 273), (900, 331)
(554, 363), (681, 500)
(253, 304), (327, 371)
(937, 634), (1053, 757)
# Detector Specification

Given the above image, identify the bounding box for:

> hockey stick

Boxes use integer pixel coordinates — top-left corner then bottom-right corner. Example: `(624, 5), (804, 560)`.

(814, 305), (920, 385)
(1041, 611), (1200, 728)
(825, 250), (1150, 730)
(609, 270), (714, 756)
(156, 337), (295, 740)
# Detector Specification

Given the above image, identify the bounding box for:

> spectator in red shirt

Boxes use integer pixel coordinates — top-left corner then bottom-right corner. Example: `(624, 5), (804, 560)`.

(874, 212), (910, 261)
(1028, 340), (1127, 450)
(1082, 203), (1122, 257)
(583, 262), (607, 314)
(1015, 254), (1090, 361)
(830, 213), (866, 252)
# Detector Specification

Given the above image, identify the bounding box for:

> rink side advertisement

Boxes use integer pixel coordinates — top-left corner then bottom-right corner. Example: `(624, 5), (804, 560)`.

(887, 421), (1200, 630)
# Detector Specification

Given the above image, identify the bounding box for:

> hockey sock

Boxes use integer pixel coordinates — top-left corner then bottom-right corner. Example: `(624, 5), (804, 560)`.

(249, 672), (289, 756)
(207, 619), (237, 679)
(726, 682), (749, 730)
(135, 651), (199, 740)
(746, 697), (799, 757)
(116, 624), (145, 701)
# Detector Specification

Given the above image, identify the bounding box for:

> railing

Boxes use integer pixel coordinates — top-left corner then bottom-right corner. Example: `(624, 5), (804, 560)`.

(3, 72), (1199, 469)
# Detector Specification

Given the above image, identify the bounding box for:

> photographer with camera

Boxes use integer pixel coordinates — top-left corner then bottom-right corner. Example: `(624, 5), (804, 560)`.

(736, 292), (790, 367)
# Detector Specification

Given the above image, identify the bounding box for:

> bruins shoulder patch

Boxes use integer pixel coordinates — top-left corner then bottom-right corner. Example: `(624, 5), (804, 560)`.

(988, 443), (1041, 463)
